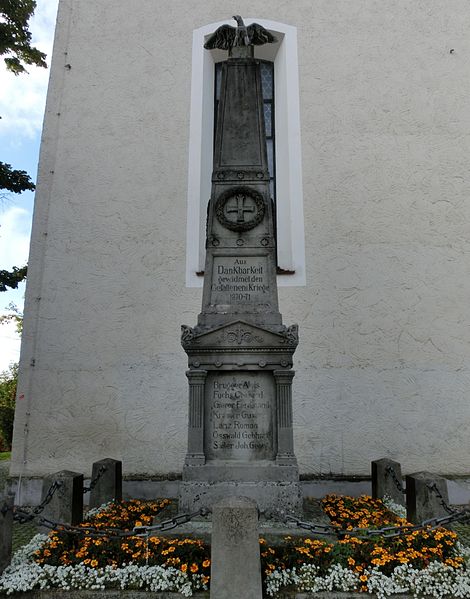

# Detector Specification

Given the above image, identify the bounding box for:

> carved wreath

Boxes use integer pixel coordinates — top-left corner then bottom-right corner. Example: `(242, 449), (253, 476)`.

(219, 326), (264, 345)
(214, 186), (265, 232)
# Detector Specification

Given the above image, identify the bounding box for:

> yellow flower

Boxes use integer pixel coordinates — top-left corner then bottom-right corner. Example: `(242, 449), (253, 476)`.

(203, 559), (211, 568)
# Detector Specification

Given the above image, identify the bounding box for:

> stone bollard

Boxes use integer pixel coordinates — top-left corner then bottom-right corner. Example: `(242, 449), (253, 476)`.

(406, 471), (450, 524)
(0, 494), (14, 574)
(371, 458), (405, 506)
(41, 470), (83, 528)
(88, 458), (122, 509)
(210, 496), (262, 599)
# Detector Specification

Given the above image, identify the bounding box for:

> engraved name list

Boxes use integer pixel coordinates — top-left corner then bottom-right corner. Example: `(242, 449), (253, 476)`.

(205, 372), (274, 460)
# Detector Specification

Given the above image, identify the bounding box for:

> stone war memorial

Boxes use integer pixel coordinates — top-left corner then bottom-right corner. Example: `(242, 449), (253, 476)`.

(179, 17), (300, 512)
(3, 2), (470, 597)
(8, 1), (470, 505)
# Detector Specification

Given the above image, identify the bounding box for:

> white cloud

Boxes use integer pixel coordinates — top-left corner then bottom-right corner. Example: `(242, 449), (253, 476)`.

(0, 0), (59, 138)
(0, 206), (31, 268)
(0, 206), (31, 369)
(0, 319), (21, 373)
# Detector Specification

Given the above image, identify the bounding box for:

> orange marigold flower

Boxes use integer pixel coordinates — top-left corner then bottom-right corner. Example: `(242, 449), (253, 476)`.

(203, 559), (211, 568)
(181, 564), (188, 573)
(190, 563), (199, 573)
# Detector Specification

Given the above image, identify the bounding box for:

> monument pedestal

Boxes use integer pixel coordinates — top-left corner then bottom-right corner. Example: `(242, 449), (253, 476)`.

(179, 320), (301, 513)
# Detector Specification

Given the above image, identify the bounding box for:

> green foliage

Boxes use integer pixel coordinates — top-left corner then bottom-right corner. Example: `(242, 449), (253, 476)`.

(0, 363), (18, 450)
(0, 161), (35, 194)
(0, 451), (11, 460)
(0, 267), (27, 293)
(0, 0), (46, 75)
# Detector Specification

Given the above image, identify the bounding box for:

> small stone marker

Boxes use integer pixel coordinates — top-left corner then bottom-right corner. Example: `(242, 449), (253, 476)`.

(406, 471), (450, 524)
(371, 458), (405, 506)
(210, 496), (262, 599)
(0, 493), (14, 574)
(88, 458), (122, 509)
(41, 470), (83, 527)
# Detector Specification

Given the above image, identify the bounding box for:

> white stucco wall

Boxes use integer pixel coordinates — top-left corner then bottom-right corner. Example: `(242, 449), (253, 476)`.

(11, 0), (470, 478)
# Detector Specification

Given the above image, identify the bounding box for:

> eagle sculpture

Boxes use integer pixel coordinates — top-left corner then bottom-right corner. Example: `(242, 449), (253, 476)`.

(204, 15), (277, 51)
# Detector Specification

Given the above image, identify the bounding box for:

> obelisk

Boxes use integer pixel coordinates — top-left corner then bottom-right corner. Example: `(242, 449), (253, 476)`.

(179, 17), (301, 513)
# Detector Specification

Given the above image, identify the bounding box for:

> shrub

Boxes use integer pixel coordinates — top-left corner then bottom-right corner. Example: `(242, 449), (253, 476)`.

(0, 363), (18, 450)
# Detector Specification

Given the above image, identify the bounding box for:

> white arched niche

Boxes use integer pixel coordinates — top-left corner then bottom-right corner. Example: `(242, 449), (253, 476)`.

(185, 19), (306, 287)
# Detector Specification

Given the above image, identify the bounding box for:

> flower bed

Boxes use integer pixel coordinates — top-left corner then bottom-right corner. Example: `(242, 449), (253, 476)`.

(263, 495), (470, 597)
(0, 496), (469, 597)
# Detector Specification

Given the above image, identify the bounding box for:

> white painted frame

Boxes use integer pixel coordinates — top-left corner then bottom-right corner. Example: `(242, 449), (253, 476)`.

(186, 19), (305, 287)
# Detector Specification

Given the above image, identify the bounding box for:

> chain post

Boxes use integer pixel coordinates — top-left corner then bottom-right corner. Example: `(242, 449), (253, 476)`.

(426, 481), (457, 515)
(386, 465), (406, 494)
(0, 494), (14, 574)
(83, 465), (108, 494)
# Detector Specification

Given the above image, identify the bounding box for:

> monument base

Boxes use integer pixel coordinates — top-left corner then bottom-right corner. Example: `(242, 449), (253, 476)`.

(179, 479), (302, 514)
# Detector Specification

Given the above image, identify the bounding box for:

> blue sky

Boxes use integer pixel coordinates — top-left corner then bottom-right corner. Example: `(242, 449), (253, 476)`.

(0, 0), (59, 372)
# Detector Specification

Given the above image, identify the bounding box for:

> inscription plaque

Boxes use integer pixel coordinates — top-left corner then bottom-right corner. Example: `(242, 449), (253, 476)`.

(211, 256), (269, 305)
(205, 371), (274, 460)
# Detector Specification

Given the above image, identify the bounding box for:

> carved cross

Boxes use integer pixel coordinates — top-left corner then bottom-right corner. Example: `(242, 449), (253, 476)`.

(225, 193), (256, 223)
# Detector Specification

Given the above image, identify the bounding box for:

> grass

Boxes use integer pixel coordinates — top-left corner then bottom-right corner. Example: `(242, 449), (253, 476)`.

(0, 451), (11, 461)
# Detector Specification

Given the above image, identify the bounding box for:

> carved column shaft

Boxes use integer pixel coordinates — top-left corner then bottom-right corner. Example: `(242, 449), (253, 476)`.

(185, 370), (207, 465)
(274, 370), (296, 465)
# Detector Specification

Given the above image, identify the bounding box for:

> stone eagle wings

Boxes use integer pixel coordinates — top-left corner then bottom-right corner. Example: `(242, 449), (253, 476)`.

(204, 15), (277, 51)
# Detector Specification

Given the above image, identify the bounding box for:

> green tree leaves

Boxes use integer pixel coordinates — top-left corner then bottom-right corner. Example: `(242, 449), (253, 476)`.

(0, 0), (47, 75)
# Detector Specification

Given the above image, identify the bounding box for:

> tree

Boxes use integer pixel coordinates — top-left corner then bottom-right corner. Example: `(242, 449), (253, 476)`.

(0, 161), (35, 197)
(0, 266), (27, 291)
(0, 0), (45, 292)
(0, 363), (17, 450)
(0, 0), (47, 75)
(0, 300), (23, 330)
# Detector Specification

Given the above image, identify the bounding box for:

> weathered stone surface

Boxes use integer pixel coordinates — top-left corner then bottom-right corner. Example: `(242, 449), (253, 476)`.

(371, 458), (405, 506)
(205, 371), (274, 461)
(89, 458), (122, 509)
(406, 471), (450, 524)
(180, 43), (299, 512)
(0, 493), (14, 574)
(179, 479), (302, 513)
(41, 470), (83, 527)
(210, 496), (262, 599)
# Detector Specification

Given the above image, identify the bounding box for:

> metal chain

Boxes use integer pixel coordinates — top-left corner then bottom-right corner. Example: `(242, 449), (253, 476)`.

(266, 505), (470, 540)
(133, 508), (211, 535)
(385, 465), (406, 494)
(12, 505), (210, 540)
(262, 510), (339, 536)
(13, 481), (63, 523)
(83, 465), (107, 494)
(426, 482), (457, 515)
